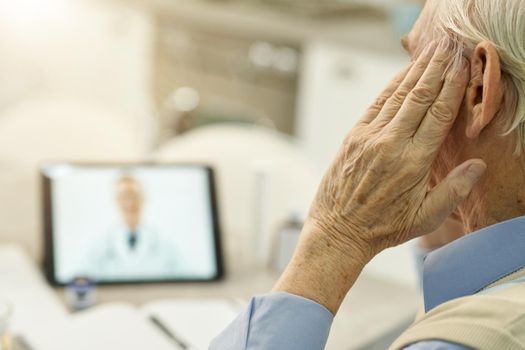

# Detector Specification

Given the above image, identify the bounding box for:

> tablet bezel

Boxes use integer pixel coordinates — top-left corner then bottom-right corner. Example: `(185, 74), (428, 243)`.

(41, 162), (224, 286)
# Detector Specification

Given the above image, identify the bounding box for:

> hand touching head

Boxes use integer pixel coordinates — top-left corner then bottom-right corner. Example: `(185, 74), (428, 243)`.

(405, 0), (525, 230)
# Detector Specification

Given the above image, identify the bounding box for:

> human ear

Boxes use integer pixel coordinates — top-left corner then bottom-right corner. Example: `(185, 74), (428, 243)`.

(465, 41), (505, 139)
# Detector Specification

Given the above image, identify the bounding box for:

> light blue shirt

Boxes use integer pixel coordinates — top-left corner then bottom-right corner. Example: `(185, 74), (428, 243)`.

(211, 216), (525, 350)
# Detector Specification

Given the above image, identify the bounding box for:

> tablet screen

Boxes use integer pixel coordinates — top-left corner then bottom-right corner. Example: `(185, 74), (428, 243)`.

(42, 164), (223, 285)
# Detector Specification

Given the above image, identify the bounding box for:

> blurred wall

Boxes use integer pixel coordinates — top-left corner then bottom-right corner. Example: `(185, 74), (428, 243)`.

(0, 0), (156, 148)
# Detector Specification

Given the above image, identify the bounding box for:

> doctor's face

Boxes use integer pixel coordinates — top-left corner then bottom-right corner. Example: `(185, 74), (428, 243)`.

(116, 177), (144, 227)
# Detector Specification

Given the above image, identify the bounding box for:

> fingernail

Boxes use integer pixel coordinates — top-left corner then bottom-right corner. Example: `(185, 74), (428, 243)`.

(465, 162), (487, 182)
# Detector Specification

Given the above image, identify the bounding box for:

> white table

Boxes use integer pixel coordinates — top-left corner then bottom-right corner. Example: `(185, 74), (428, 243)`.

(56, 266), (420, 349)
(0, 245), (68, 348)
(1, 245), (420, 349)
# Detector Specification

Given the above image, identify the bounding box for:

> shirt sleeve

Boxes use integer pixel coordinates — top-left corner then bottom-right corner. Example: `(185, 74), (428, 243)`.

(403, 341), (473, 350)
(209, 292), (333, 350)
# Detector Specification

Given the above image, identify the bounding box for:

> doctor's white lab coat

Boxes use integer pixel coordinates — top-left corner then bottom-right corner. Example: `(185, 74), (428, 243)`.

(81, 224), (178, 281)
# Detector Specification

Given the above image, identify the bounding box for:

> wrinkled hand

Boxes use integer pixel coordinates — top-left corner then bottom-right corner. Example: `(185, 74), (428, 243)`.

(308, 42), (485, 260)
(274, 41), (486, 313)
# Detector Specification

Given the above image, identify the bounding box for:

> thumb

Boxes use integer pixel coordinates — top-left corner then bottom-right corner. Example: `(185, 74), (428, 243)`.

(417, 159), (487, 236)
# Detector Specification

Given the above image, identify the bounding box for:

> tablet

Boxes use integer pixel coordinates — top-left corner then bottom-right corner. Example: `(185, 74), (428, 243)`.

(41, 163), (223, 285)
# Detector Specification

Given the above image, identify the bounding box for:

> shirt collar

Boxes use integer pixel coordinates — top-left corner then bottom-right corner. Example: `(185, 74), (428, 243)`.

(423, 215), (525, 312)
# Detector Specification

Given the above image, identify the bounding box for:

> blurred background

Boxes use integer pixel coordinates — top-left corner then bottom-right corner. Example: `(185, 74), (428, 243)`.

(0, 0), (425, 349)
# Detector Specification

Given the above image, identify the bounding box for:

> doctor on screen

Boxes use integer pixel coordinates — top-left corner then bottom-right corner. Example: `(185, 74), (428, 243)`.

(82, 174), (178, 280)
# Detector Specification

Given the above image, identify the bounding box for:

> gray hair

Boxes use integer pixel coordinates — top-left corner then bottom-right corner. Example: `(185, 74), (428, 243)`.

(421, 0), (525, 152)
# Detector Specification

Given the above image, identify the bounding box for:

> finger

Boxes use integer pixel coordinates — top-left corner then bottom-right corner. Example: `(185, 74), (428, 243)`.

(387, 39), (452, 134)
(370, 41), (438, 128)
(359, 64), (412, 125)
(413, 58), (470, 151)
(415, 159), (486, 238)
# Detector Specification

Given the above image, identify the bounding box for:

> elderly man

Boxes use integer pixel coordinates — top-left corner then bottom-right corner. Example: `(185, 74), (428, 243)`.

(211, 0), (525, 349)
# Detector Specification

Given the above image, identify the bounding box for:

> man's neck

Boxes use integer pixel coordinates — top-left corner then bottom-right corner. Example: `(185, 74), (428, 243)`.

(461, 155), (525, 233)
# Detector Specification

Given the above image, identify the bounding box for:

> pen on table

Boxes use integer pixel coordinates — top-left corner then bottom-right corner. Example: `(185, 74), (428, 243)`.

(149, 315), (194, 350)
